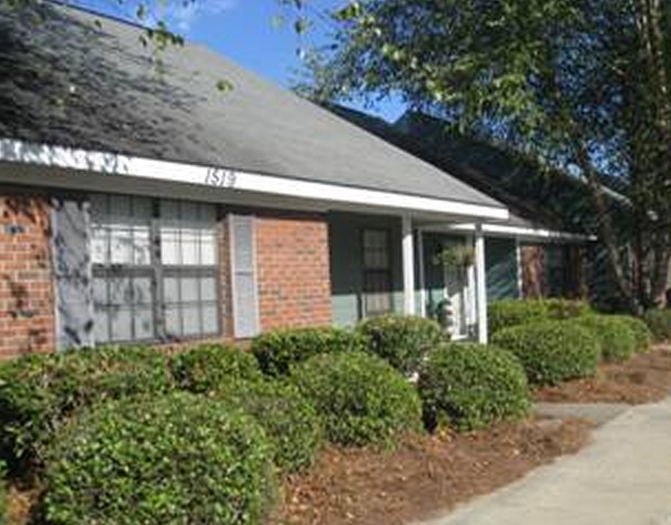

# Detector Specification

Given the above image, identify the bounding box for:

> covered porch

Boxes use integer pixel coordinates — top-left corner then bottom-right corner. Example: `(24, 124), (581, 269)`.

(328, 212), (495, 343)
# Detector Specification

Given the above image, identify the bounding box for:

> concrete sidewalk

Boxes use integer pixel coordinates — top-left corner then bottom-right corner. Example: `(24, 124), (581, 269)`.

(413, 396), (671, 525)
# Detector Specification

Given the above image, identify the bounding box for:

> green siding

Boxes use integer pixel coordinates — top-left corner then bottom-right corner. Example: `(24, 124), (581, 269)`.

(328, 212), (404, 328)
(485, 238), (520, 300)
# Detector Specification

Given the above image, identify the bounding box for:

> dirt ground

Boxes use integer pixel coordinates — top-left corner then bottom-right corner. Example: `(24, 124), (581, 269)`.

(534, 345), (671, 404)
(270, 418), (590, 525)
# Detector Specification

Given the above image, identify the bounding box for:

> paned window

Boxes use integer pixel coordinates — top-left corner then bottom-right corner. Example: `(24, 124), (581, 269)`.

(362, 229), (393, 316)
(91, 194), (219, 343)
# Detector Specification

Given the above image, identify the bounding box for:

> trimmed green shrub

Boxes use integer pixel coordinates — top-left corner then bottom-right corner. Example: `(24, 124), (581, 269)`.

(43, 393), (275, 525)
(171, 344), (262, 393)
(543, 298), (592, 319)
(418, 343), (531, 432)
(356, 315), (446, 375)
(572, 315), (636, 362)
(613, 315), (653, 353)
(216, 380), (323, 473)
(491, 320), (601, 386)
(488, 300), (548, 335)
(0, 346), (173, 474)
(291, 352), (423, 447)
(643, 309), (671, 342)
(251, 327), (366, 377)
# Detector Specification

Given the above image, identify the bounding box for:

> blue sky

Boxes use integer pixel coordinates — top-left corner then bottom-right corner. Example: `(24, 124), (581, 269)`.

(74, 0), (406, 122)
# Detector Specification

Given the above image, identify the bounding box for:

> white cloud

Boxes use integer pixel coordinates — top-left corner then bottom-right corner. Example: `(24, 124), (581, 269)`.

(159, 0), (238, 34)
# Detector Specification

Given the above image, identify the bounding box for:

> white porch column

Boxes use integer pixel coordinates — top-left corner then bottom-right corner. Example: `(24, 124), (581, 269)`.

(402, 214), (416, 315)
(474, 223), (488, 343)
(417, 228), (426, 317)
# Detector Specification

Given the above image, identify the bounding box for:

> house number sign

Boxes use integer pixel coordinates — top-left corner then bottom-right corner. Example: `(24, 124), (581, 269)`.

(205, 168), (237, 188)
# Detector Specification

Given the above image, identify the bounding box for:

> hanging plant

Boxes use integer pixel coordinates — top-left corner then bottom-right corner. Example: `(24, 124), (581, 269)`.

(433, 244), (475, 269)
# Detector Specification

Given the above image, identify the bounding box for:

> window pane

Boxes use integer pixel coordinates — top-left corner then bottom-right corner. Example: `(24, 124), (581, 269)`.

(200, 276), (217, 302)
(109, 277), (131, 305)
(364, 271), (392, 315)
(134, 307), (154, 340)
(165, 306), (181, 338)
(91, 227), (108, 264)
(201, 233), (217, 265)
(161, 230), (180, 265)
(363, 230), (390, 270)
(133, 277), (153, 305)
(180, 277), (199, 303)
(163, 276), (180, 304)
(110, 226), (132, 264)
(109, 195), (131, 221)
(182, 305), (200, 336)
(132, 228), (151, 266)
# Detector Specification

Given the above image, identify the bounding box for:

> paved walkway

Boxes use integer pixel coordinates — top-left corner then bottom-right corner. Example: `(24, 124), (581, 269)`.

(414, 396), (671, 525)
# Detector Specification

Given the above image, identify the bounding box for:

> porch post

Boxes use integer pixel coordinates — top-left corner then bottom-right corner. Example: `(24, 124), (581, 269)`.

(402, 214), (416, 315)
(474, 223), (488, 343)
(417, 228), (426, 317)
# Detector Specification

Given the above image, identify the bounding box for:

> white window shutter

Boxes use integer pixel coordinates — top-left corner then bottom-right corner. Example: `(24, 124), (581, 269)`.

(229, 214), (260, 338)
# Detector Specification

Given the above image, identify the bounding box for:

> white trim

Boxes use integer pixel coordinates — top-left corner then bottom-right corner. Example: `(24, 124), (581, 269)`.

(515, 237), (524, 298)
(448, 222), (595, 242)
(474, 224), (488, 344)
(402, 214), (416, 315)
(417, 229), (426, 317)
(0, 138), (509, 220)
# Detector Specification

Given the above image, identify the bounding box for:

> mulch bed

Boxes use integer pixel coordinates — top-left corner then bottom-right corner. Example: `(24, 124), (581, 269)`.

(270, 418), (590, 525)
(534, 345), (671, 404)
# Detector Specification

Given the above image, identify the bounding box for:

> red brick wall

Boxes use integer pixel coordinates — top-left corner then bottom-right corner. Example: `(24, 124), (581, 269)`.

(0, 193), (55, 358)
(255, 212), (332, 331)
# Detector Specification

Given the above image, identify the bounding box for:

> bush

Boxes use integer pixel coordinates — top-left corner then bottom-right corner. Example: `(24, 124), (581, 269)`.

(215, 380), (323, 473)
(0, 346), (173, 474)
(171, 344), (262, 393)
(491, 320), (601, 386)
(356, 315), (446, 375)
(418, 344), (530, 432)
(543, 298), (592, 319)
(291, 352), (423, 447)
(613, 315), (653, 353)
(643, 309), (671, 342)
(488, 300), (548, 335)
(572, 315), (637, 362)
(251, 327), (366, 377)
(43, 393), (274, 525)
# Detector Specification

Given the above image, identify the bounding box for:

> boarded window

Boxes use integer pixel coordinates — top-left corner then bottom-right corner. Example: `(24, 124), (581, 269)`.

(362, 229), (393, 316)
(91, 194), (220, 344)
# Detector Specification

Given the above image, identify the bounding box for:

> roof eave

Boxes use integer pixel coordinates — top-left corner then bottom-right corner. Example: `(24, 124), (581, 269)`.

(0, 138), (510, 221)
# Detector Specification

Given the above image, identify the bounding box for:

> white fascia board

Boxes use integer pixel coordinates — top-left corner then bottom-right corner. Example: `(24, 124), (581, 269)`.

(448, 222), (596, 242)
(0, 139), (509, 221)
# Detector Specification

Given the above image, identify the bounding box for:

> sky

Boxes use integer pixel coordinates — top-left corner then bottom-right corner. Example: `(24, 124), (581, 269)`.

(74, 0), (407, 122)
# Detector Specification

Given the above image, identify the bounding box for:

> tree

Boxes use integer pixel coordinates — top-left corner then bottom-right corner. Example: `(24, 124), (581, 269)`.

(306, 0), (671, 310)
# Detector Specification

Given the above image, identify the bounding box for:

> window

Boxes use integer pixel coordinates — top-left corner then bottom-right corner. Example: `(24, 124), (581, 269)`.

(362, 229), (393, 316)
(91, 194), (220, 344)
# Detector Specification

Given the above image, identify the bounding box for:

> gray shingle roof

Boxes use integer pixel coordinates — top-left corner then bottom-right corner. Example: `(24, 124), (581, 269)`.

(0, 2), (505, 211)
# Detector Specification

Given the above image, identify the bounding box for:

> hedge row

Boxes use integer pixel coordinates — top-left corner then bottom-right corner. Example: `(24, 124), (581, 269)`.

(488, 298), (592, 335)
